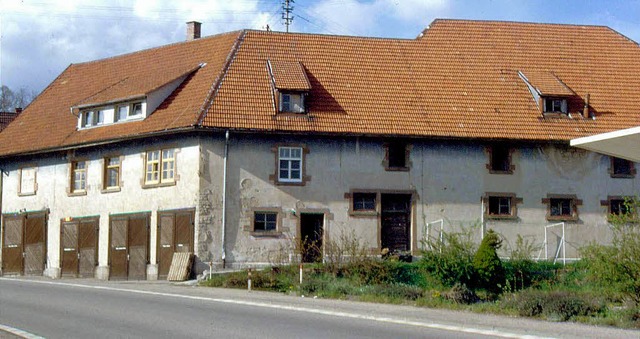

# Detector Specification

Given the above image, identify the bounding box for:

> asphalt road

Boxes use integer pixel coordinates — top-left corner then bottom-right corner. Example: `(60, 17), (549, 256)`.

(0, 277), (638, 339)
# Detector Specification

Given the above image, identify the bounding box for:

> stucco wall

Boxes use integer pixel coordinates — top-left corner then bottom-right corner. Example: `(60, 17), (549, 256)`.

(200, 134), (638, 267)
(1, 135), (200, 279)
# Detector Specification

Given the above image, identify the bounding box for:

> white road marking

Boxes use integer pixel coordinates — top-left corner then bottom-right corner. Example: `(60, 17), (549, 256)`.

(0, 278), (554, 339)
(0, 323), (46, 339)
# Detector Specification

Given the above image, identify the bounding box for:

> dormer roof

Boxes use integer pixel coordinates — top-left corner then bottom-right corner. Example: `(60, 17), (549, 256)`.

(519, 70), (576, 97)
(268, 60), (312, 91)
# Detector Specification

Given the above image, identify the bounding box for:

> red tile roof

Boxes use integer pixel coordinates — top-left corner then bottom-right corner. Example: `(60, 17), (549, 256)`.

(2, 19), (640, 157)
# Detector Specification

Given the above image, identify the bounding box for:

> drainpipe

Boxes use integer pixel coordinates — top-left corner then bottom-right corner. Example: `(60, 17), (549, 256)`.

(221, 131), (229, 268)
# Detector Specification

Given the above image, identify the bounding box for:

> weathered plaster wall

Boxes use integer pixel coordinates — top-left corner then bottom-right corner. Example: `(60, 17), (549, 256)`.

(1, 135), (200, 279)
(200, 134), (638, 267)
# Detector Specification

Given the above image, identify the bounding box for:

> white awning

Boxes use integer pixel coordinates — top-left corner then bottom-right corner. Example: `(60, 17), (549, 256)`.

(570, 126), (640, 162)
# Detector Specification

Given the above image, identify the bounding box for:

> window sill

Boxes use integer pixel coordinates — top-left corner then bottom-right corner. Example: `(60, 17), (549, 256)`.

(610, 174), (635, 179)
(275, 180), (306, 186)
(546, 215), (578, 222)
(349, 211), (378, 217)
(485, 214), (517, 220)
(101, 187), (121, 194)
(542, 112), (571, 119)
(488, 170), (513, 175)
(385, 166), (410, 172)
(18, 192), (36, 197)
(250, 231), (283, 238)
(142, 181), (176, 189)
(67, 191), (87, 197)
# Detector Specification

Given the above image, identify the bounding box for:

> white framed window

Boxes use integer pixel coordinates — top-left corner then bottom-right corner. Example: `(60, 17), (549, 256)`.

(279, 93), (305, 113)
(79, 101), (145, 128)
(278, 146), (303, 182)
(131, 102), (143, 117)
(115, 105), (129, 122)
(145, 149), (175, 185)
(82, 110), (95, 127)
(71, 161), (87, 193)
(104, 156), (121, 190)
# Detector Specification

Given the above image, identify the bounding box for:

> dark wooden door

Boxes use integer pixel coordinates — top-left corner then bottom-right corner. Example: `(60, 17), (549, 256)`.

(109, 218), (128, 280)
(127, 215), (148, 280)
(24, 213), (46, 275)
(381, 194), (412, 253)
(2, 214), (24, 275)
(300, 213), (323, 263)
(78, 218), (98, 278)
(158, 210), (194, 279)
(61, 221), (79, 277)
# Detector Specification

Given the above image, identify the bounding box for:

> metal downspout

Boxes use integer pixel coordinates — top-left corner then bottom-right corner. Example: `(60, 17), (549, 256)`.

(221, 131), (229, 268)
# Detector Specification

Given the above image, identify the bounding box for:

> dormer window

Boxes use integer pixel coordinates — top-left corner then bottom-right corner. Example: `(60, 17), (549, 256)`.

(79, 101), (145, 129)
(543, 97), (568, 114)
(279, 92), (305, 113)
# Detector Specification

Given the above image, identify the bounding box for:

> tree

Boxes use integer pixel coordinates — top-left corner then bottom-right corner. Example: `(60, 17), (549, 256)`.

(0, 85), (37, 112)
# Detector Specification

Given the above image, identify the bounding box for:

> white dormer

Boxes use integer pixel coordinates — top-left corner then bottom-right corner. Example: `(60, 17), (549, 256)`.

(77, 100), (147, 129)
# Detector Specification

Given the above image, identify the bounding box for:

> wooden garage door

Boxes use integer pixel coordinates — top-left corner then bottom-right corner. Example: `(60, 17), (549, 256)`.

(2, 214), (24, 275)
(24, 213), (47, 276)
(109, 213), (149, 280)
(158, 210), (195, 280)
(61, 217), (98, 278)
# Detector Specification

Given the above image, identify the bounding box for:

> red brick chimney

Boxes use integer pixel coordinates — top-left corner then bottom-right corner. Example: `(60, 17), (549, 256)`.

(186, 21), (201, 41)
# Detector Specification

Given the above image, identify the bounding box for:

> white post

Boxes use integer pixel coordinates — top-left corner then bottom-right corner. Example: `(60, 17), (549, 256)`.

(562, 223), (566, 266)
(247, 268), (252, 291)
(299, 264), (303, 285)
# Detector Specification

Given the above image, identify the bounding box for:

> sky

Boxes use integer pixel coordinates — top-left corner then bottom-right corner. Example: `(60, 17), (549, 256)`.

(1, 0), (640, 95)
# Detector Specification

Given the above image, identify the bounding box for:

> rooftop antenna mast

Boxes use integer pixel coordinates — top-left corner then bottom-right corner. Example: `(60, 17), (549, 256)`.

(282, 0), (294, 32)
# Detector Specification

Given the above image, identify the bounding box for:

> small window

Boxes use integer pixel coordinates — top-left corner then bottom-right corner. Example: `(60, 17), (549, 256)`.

(353, 193), (377, 212)
(385, 142), (409, 170)
(145, 149), (175, 186)
(96, 109), (107, 125)
(487, 145), (512, 173)
(131, 102), (143, 117)
(82, 110), (95, 127)
(543, 98), (567, 113)
(254, 212), (277, 231)
(611, 157), (635, 178)
(279, 93), (305, 113)
(544, 195), (580, 221)
(484, 193), (520, 219)
(610, 199), (631, 216)
(104, 157), (121, 190)
(278, 146), (303, 183)
(489, 196), (511, 215)
(71, 161), (87, 193)
(116, 105), (129, 122)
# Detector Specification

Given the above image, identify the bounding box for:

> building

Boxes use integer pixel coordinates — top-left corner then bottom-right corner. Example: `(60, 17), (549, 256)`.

(0, 110), (20, 132)
(1, 20), (639, 279)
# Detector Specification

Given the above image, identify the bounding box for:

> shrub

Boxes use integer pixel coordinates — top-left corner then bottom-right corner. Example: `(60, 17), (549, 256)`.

(472, 229), (505, 293)
(506, 290), (606, 321)
(420, 227), (477, 287)
(444, 283), (479, 304)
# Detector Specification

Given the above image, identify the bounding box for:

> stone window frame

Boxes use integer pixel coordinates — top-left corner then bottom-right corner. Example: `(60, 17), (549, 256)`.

(141, 148), (180, 189)
(485, 144), (515, 174)
(18, 165), (38, 197)
(483, 192), (522, 220)
(67, 159), (88, 197)
(383, 141), (411, 171)
(345, 190), (379, 217)
(101, 155), (124, 193)
(542, 194), (582, 222)
(600, 196), (634, 220)
(246, 207), (285, 238)
(269, 144), (311, 186)
(609, 157), (636, 178)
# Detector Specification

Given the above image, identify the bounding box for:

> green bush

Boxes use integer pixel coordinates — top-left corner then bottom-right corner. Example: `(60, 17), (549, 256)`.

(505, 290), (606, 321)
(472, 229), (504, 292)
(420, 228), (477, 287)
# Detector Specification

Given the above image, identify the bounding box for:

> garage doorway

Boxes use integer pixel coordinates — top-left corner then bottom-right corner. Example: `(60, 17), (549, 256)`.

(2, 212), (47, 276)
(381, 194), (412, 254)
(109, 213), (149, 280)
(157, 209), (195, 280)
(300, 213), (323, 263)
(60, 217), (98, 278)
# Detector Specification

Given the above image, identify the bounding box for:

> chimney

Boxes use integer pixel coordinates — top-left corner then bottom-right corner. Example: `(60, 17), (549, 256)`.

(186, 21), (201, 41)
(583, 94), (590, 118)
(15, 107), (23, 114)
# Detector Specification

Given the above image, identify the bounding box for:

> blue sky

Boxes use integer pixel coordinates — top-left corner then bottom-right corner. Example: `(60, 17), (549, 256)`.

(1, 0), (640, 94)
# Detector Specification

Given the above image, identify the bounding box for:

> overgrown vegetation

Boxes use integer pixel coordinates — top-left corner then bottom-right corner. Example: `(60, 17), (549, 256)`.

(202, 207), (640, 328)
